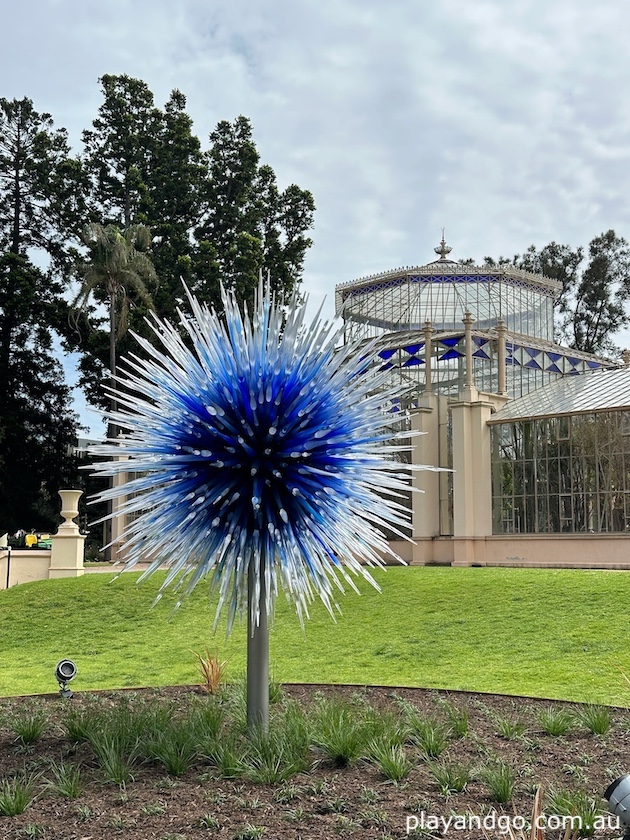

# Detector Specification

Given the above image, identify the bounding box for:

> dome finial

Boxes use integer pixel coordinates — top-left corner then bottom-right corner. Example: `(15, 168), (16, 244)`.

(434, 229), (453, 261)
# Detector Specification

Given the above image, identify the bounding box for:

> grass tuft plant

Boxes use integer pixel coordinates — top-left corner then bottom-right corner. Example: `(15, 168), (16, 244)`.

(312, 697), (366, 767)
(0, 773), (38, 816)
(144, 720), (199, 777)
(546, 787), (603, 837)
(481, 760), (516, 803)
(45, 762), (83, 798)
(538, 707), (575, 736)
(409, 717), (450, 758)
(428, 759), (472, 795)
(493, 713), (527, 740)
(366, 740), (413, 781)
(9, 711), (47, 746)
(575, 704), (612, 736)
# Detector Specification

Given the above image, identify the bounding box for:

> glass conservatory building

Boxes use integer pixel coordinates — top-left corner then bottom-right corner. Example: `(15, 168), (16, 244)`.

(336, 238), (630, 569)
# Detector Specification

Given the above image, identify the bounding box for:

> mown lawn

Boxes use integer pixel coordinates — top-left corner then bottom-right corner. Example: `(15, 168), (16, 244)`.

(1, 566), (629, 704)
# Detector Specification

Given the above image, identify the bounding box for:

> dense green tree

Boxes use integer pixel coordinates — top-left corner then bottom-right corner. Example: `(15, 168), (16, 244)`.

(82, 76), (315, 319)
(0, 98), (82, 530)
(82, 75), (160, 229)
(193, 117), (315, 309)
(482, 231), (630, 356)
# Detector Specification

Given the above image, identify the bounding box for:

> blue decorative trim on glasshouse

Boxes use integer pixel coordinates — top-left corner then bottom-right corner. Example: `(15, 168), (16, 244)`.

(339, 271), (557, 302)
(473, 349), (490, 359)
(403, 343), (424, 354)
(403, 357), (424, 367)
(439, 349), (462, 361)
(378, 348), (397, 360)
(440, 336), (463, 347)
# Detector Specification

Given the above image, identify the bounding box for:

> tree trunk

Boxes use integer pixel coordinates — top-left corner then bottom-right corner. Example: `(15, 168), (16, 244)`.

(105, 288), (117, 562)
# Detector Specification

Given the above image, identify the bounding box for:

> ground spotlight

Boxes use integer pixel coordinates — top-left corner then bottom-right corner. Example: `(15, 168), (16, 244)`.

(604, 775), (630, 838)
(55, 659), (77, 698)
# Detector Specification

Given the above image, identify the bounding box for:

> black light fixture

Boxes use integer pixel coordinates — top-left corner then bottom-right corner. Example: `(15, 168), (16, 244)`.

(55, 659), (77, 698)
(604, 775), (630, 839)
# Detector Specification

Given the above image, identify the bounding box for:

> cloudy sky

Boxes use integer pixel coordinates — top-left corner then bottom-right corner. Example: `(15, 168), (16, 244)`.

(3, 0), (630, 435)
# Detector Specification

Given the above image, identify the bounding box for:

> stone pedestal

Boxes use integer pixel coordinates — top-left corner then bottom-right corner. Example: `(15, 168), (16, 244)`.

(49, 490), (85, 579)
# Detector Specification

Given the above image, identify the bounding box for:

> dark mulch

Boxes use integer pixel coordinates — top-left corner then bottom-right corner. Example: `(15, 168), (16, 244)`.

(0, 684), (627, 839)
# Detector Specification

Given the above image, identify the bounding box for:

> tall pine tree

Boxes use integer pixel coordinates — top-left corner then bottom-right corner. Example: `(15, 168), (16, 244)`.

(0, 98), (81, 531)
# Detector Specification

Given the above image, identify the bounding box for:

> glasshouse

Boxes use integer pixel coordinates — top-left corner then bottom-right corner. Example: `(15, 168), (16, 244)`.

(336, 236), (630, 569)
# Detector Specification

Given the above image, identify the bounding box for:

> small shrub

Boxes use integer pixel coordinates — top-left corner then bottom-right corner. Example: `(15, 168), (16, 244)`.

(190, 698), (226, 742)
(481, 760), (516, 803)
(273, 783), (302, 803)
(194, 649), (229, 695)
(576, 704), (612, 736)
(538, 707), (574, 736)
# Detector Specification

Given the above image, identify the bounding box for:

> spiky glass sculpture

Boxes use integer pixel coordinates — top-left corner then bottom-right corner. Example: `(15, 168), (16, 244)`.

(91, 285), (420, 726)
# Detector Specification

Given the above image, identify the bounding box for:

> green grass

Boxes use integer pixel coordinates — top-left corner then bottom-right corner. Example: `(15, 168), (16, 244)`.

(1, 567), (630, 703)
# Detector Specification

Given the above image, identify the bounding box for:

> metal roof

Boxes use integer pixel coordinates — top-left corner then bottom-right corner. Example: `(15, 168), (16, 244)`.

(488, 366), (629, 424)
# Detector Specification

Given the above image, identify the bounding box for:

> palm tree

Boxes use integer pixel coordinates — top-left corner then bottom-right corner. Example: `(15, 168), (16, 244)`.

(74, 223), (157, 561)
(74, 223), (157, 435)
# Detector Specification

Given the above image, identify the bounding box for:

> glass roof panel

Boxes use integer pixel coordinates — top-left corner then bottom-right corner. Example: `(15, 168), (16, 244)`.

(489, 367), (630, 423)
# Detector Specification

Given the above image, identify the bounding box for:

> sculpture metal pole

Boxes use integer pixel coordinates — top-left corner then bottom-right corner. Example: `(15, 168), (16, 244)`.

(247, 557), (269, 731)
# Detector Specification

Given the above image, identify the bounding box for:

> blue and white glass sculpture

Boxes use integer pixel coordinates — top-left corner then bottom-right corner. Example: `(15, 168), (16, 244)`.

(91, 284), (424, 725)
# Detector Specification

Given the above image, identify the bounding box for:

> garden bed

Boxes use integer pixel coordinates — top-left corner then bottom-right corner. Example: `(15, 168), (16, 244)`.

(0, 683), (627, 839)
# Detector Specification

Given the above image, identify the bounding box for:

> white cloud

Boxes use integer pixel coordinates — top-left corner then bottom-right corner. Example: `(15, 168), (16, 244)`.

(4, 0), (630, 431)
